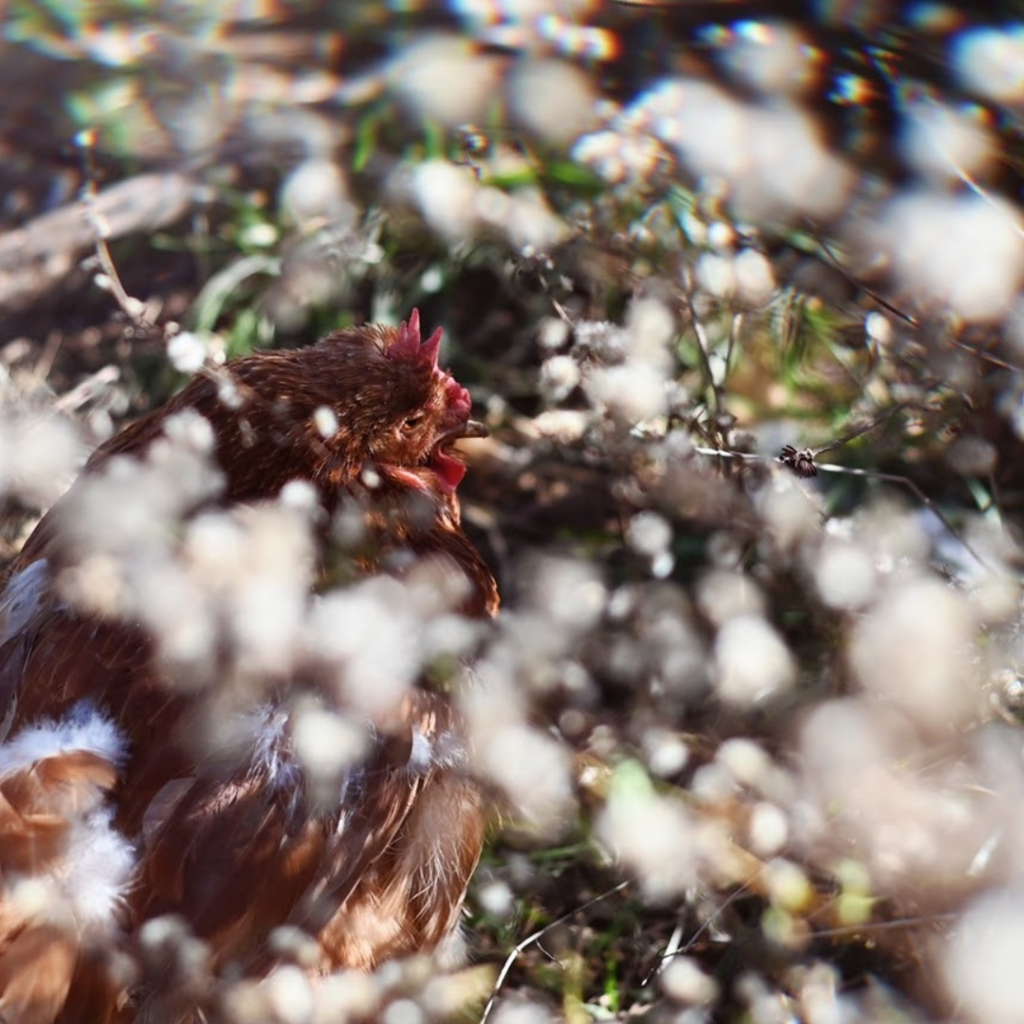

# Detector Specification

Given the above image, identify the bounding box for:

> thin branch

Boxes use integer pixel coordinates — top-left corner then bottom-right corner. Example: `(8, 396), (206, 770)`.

(946, 155), (1024, 247)
(811, 402), (906, 456)
(693, 432), (994, 571)
(551, 298), (574, 327)
(815, 220), (1024, 374)
(811, 912), (956, 940)
(693, 446), (764, 463)
(642, 884), (750, 986)
(949, 337), (1023, 373)
(54, 365), (121, 414)
(76, 128), (152, 328)
(814, 233), (918, 327)
(814, 462), (989, 568)
(723, 311), (742, 391)
(683, 286), (724, 425)
(479, 881), (629, 1024)
(776, 403), (906, 478)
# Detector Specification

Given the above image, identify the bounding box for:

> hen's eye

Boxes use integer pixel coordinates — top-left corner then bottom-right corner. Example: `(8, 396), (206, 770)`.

(401, 412), (426, 432)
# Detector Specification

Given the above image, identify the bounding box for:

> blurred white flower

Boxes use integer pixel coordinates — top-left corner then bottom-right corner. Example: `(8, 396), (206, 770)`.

(413, 161), (481, 242)
(0, 411), (85, 506)
(390, 35), (501, 128)
(748, 802), (789, 857)
(167, 331), (208, 374)
(597, 761), (696, 899)
(697, 571), (766, 626)
(491, 997), (555, 1024)
(812, 536), (877, 611)
(797, 698), (1003, 891)
(526, 556), (607, 633)
(306, 579), (422, 718)
(265, 964), (314, 1024)
(942, 889), (1024, 1024)
(954, 26), (1024, 103)
(714, 615), (794, 705)
(874, 191), (1024, 321)
(508, 58), (600, 146)
(900, 100), (994, 183)
(733, 248), (776, 305)
(719, 21), (818, 97)
(851, 577), (977, 731)
(661, 956), (720, 1006)
(635, 78), (853, 223)
(626, 511), (672, 559)
(696, 252), (736, 299)
(539, 355), (581, 404)
(280, 159), (354, 227)
(585, 363), (668, 426)
(292, 703), (366, 795)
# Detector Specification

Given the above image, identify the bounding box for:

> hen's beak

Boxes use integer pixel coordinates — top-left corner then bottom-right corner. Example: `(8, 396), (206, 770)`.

(439, 419), (488, 444)
(461, 419), (489, 439)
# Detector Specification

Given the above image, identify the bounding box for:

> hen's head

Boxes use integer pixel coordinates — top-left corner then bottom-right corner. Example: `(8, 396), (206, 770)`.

(298, 310), (485, 495)
(89, 311), (485, 514)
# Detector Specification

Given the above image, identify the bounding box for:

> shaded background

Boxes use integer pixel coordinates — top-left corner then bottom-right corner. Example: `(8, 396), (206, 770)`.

(4, 2), (1024, 1022)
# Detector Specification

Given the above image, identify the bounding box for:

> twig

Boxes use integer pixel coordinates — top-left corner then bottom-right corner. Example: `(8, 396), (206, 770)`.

(692, 405), (993, 572)
(0, 169), (195, 314)
(551, 299), (574, 327)
(76, 129), (152, 328)
(815, 220), (1023, 374)
(682, 284), (724, 428)
(815, 233), (919, 328)
(657, 919), (685, 972)
(811, 912), (956, 939)
(814, 462), (989, 568)
(778, 403), (907, 478)
(946, 154), (1024, 247)
(723, 311), (742, 391)
(693, 446), (763, 463)
(641, 885), (750, 986)
(479, 881), (629, 1024)
(54, 365), (121, 414)
(810, 402), (906, 456)
(949, 337), (1023, 373)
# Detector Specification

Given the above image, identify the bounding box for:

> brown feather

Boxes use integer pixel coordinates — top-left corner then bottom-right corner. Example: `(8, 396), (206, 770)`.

(0, 923), (78, 1024)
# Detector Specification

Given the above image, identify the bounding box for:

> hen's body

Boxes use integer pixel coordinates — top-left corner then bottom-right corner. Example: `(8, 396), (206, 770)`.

(0, 314), (498, 1022)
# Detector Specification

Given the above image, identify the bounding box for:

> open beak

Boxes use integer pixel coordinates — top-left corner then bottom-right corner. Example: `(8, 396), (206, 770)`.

(460, 419), (489, 439)
(438, 419), (488, 444)
(430, 418), (488, 493)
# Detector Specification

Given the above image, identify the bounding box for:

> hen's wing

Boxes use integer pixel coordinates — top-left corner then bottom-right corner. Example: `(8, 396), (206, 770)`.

(0, 582), (486, 1022)
(131, 689), (486, 973)
(134, 717), (331, 964)
(301, 690), (485, 970)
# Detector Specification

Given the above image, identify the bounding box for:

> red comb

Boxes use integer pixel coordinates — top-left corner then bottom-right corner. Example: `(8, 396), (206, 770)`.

(387, 308), (442, 367)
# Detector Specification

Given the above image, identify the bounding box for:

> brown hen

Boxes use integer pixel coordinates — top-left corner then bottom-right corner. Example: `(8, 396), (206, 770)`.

(0, 312), (498, 1023)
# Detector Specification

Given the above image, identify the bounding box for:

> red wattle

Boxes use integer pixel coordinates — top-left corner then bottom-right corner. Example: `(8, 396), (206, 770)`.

(432, 448), (467, 492)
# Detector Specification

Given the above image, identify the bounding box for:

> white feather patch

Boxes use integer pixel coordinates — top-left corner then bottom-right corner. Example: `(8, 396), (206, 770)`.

(431, 729), (467, 770)
(249, 705), (301, 789)
(6, 810), (136, 935)
(0, 701), (127, 778)
(0, 703), (135, 935)
(408, 728), (434, 774)
(407, 728), (467, 775)
(61, 807), (135, 933)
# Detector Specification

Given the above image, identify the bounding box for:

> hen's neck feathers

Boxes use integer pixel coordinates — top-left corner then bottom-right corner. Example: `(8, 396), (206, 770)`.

(99, 335), (402, 504)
